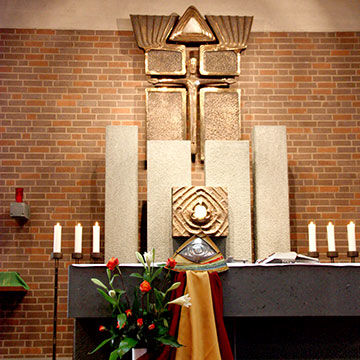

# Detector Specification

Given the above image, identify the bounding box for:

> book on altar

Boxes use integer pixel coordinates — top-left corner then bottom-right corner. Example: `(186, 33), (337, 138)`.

(256, 252), (319, 264)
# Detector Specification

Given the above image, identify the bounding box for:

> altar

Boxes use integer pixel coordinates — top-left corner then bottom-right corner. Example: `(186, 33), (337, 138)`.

(68, 263), (360, 359)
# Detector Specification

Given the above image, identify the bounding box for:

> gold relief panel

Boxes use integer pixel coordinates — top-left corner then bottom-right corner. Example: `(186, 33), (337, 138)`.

(145, 46), (186, 76)
(172, 186), (228, 237)
(199, 45), (240, 76)
(200, 88), (241, 160)
(145, 88), (187, 140)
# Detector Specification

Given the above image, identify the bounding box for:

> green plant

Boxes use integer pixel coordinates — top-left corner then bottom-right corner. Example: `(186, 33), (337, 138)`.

(90, 249), (191, 359)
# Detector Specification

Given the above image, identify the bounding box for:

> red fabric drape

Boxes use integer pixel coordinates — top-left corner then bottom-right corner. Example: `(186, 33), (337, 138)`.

(209, 272), (234, 360)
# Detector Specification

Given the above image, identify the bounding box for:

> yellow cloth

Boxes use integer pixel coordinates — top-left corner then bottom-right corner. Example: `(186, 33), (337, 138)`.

(175, 271), (221, 360)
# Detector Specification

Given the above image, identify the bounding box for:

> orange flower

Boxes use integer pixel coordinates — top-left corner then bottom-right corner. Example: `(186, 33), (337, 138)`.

(148, 323), (155, 330)
(137, 318), (143, 327)
(166, 257), (177, 269)
(139, 280), (151, 293)
(125, 309), (132, 317)
(99, 325), (106, 332)
(106, 257), (119, 271)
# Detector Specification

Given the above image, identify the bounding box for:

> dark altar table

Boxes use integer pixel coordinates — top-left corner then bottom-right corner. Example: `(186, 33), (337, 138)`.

(68, 263), (360, 359)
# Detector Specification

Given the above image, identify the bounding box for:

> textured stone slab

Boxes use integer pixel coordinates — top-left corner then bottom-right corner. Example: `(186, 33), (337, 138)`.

(105, 126), (138, 262)
(252, 126), (290, 260)
(200, 88), (241, 160)
(205, 140), (251, 261)
(147, 141), (191, 260)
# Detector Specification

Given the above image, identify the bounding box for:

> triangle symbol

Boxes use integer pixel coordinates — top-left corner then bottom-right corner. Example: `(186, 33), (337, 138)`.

(169, 6), (216, 43)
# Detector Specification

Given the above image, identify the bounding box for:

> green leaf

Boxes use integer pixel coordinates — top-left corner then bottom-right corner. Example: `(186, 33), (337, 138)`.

(97, 288), (118, 306)
(156, 335), (182, 348)
(114, 289), (126, 297)
(91, 278), (108, 291)
(135, 252), (145, 266)
(109, 349), (119, 360)
(117, 337), (138, 359)
(117, 313), (127, 329)
(107, 268), (112, 281)
(88, 336), (114, 354)
(129, 273), (143, 279)
(109, 274), (119, 286)
(150, 266), (163, 283)
(163, 318), (169, 328)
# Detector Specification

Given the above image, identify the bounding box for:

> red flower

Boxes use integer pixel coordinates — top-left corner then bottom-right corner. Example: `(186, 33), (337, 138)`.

(99, 325), (106, 332)
(148, 323), (155, 330)
(117, 321), (125, 329)
(137, 318), (143, 327)
(106, 257), (119, 271)
(139, 280), (151, 293)
(166, 257), (177, 269)
(125, 309), (132, 317)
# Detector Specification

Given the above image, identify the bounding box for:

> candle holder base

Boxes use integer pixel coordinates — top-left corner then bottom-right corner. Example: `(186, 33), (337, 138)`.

(327, 251), (338, 263)
(72, 252), (83, 259)
(51, 252), (63, 260)
(91, 252), (101, 260)
(347, 251), (358, 263)
(308, 251), (319, 258)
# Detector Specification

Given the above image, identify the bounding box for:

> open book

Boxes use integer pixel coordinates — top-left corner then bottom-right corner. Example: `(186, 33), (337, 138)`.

(256, 252), (319, 264)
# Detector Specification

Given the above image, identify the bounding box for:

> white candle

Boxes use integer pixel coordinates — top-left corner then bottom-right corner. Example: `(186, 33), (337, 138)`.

(74, 223), (82, 253)
(93, 222), (100, 253)
(53, 223), (62, 253)
(308, 221), (317, 252)
(327, 221), (336, 252)
(347, 221), (356, 252)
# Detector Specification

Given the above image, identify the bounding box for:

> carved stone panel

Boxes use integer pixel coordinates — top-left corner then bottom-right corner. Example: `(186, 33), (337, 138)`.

(172, 186), (228, 237)
(200, 88), (241, 160)
(146, 88), (187, 140)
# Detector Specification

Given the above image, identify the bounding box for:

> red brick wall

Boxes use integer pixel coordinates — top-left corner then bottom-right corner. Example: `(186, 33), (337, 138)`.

(0, 29), (359, 358)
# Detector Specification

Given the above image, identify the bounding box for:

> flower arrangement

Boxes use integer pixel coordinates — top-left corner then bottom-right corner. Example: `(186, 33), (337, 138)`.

(90, 249), (191, 359)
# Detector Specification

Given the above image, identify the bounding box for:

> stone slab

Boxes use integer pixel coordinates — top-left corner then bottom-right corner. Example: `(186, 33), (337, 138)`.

(147, 141), (191, 260)
(205, 140), (252, 261)
(105, 126), (138, 262)
(252, 126), (290, 260)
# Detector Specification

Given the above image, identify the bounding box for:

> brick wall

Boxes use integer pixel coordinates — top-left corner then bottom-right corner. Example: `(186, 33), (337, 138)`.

(0, 29), (359, 358)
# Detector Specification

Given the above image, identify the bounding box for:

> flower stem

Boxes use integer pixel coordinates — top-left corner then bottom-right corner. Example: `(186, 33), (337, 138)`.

(116, 266), (131, 308)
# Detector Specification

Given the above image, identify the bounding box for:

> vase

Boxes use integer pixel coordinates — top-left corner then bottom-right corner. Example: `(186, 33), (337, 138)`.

(132, 348), (147, 360)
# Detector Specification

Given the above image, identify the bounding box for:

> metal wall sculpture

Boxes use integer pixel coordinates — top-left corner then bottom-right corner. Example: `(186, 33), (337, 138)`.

(131, 6), (253, 160)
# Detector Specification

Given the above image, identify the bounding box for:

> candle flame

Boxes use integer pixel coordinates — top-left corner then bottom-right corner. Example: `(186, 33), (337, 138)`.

(95, 222), (99, 226)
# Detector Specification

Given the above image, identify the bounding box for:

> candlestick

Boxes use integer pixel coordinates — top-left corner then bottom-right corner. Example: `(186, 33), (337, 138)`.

(327, 222), (336, 252)
(93, 222), (100, 253)
(347, 221), (356, 252)
(51, 251), (62, 360)
(347, 251), (358, 263)
(74, 223), (82, 254)
(308, 221), (317, 253)
(53, 223), (62, 253)
(327, 251), (338, 263)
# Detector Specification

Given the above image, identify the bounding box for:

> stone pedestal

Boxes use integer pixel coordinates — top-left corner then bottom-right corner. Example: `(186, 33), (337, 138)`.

(105, 126), (138, 262)
(147, 141), (191, 260)
(252, 126), (290, 260)
(205, 140), (252, 261)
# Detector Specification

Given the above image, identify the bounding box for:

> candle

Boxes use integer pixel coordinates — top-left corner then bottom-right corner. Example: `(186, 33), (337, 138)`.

(93, 222), (100, 253)
(327, 221), (336, 252)
(53, 223), (62, 253)
(308, 221), (317, 252)
(347, 221), (356, 252)
(15, 188), (23, 202)
(74, 223), (82, 253)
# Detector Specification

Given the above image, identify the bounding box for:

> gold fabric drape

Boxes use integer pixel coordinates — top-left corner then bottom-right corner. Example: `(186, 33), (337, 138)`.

(175, 271), (221, 360)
